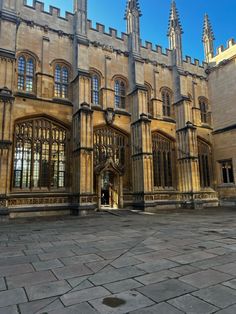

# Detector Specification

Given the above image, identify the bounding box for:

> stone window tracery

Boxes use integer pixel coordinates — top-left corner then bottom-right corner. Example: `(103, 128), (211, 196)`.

(91, 74), (100, 105)
(54, 65), (69, 99)
(13, 117), (67, 190)
(115, 79), (126, 109)
(152, 133), (175, 188)
(198, 139), (212, 188)
(94, 127), (128, 170)
(17, 55), (35, 92)
(199, 98), (209, 124)
(161, 88), (172, 117)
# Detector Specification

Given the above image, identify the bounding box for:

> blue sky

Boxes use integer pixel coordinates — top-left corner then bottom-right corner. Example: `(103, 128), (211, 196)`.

(28, 0), (236, 61)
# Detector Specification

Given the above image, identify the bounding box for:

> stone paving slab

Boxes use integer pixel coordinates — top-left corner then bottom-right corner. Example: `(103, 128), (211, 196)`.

(52, 264), (94, 280)
(89, 290), (154, 313)
(137, 279), (197, 303)
(193, 284), (236, 308)
(61, 286), (111, 306)
(25, 280), (71, 301)
(47, 302), (99, 314)
(6, 270), (57, 289)
(32, 259), (64, 271)
(215, 304), (236, 314)
(135, 269), (179, 285)
(130, 302), (184, 313)
(179, 269), (233, 288)
(104, 278), (143, 293)
(0, 288), (27, 308)
(0, 208), (236, 313)
(0, 305), (18, 314)
(168, 294), (218, 313)
(19, 296), (59, 314)
(89, 266), (145, 285)
(0, 263), (34, 276)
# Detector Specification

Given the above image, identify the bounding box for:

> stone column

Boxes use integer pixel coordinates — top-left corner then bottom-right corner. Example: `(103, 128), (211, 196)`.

(131, 87), (153, 209)
(175, 97), (201, 207)
(72, 102), (94, 214)
(0, 87), (14, 214)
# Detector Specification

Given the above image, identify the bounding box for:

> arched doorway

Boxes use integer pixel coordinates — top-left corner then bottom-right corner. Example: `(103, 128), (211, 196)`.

(101, 170), (118, 209)
(94, 126), (128, 210)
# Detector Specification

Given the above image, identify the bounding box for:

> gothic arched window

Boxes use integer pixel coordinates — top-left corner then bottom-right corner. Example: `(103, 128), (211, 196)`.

(115, 79), (126, 109)
(54, 65), (69, 99)
(94, 127), (128, 170)
(91, 74), (100, 105)
(161, 88), (172, 117)
(17, 55), (35, 92)
(198, 139), (212, 188)
(13, 117), (67, 190)
(145, 83), (153, 116)
(152, 133), (175, 188)
(199, 98), (208, 124)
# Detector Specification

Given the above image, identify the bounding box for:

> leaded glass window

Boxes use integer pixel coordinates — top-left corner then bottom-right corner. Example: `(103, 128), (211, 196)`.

(91, 74), (100, 105)
(199, 98), (208, 123)
(94, 127), (128, 170)
(198, 139), (212, 188)
(162, 89), (172, 117)
(115, 80), (126, 109)
(152, 133), (175, 188)
(54, 65), (69, 99)
(219, 160), (234, 184)
(13, 118), (67, 190)
(17, 56), (35, 92)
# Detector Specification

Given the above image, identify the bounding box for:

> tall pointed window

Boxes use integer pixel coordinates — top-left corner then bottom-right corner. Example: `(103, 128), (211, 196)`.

(162, 88), (172, 117)
(17, 55), (35, 92)
(91, 74), (100, 105)
(152, 133), (175, 188)
(145, 83), (153, 116)
(115, 79), (126, 109)
(199, 98), (208, 124)
(198, 139), (212, 188)
(54, 65), (69, 99)
(13, 117), (67, 190)
(94, 127), (128, 170)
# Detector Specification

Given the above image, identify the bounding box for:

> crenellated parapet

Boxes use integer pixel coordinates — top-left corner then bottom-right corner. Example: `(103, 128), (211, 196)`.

(209, 38), (236, 67)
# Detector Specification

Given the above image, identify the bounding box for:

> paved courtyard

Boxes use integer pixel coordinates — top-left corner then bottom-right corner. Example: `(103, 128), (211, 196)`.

(0, 207), (236, 313)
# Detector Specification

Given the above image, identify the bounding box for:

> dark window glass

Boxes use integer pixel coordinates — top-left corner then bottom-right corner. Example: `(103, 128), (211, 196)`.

(115, 80), (126, 109)
(162, 89), (172, 117)
(91, 74), (100, 105)
(17, 56), (35, 92)
(13, 118), (67, 190)
(198, 140), (212, 188)
(199, 99), (208, 123)
(220, 160), (234, 184)
(54, 65), (69, 99)
(152, 133), (175, 188)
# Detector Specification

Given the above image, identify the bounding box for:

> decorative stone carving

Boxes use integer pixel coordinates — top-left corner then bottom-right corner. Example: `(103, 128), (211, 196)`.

(104, 108), (115, 126)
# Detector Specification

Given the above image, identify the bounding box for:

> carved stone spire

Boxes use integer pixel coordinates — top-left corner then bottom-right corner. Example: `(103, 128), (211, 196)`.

(125, 0), (142, 55)
(202, 14), (215, 62)
(168, 0), (183, 67)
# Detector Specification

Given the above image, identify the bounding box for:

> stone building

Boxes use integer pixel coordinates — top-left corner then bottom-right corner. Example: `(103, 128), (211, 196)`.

(0, 0), (234, 218)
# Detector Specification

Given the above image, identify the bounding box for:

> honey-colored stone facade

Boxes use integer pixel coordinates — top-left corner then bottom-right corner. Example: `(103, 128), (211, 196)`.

(0, 0), (234, 217)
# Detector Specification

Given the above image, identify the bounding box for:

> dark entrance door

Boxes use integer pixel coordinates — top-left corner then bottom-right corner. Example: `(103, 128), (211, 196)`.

(101, 171), (114, 207)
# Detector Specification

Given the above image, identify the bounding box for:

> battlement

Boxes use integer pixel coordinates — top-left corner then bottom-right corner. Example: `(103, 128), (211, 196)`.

(215, 38), (235, 55)
(87, 20), (129, 43)
(22, 0), (73, 21)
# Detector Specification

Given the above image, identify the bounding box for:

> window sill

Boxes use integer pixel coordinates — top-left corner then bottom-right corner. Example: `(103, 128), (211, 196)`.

(163, 116), (176, 123)
(217, 183), (236, 188)
(14, 91), (37, 99)
(52, 98), (72, 105)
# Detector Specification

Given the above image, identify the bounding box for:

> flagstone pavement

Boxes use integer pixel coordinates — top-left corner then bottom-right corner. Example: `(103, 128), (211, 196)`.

(0, 207), (236, 313)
